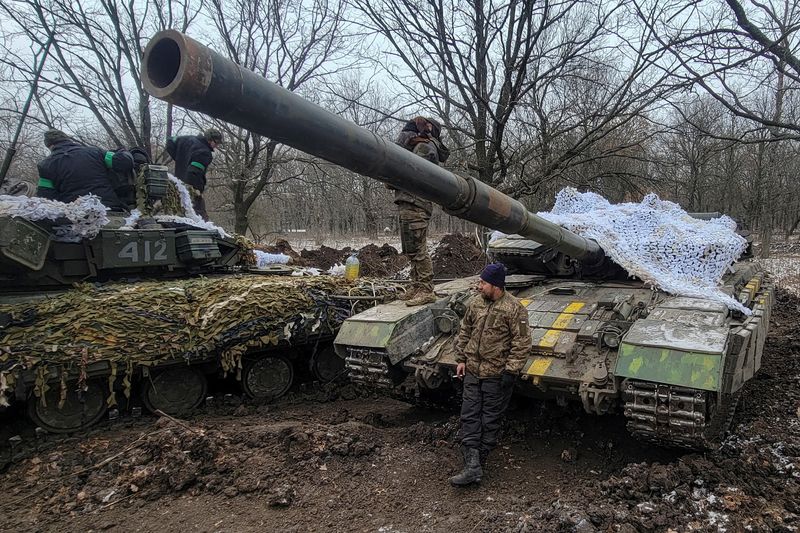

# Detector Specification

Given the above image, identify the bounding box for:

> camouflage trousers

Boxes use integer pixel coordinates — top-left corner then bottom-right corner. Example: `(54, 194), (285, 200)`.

(398, 203), (433, 293)
(458, 374), (514, 457)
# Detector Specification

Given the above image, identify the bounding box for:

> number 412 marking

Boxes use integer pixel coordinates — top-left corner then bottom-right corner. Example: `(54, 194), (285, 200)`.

(118, 240), (168, 262)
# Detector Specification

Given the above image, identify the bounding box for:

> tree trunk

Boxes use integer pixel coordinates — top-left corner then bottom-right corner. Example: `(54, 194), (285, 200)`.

(233, 178), (248, 236)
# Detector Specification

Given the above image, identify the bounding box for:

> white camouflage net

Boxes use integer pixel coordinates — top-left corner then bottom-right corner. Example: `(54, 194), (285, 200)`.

(253, 250), (291, 267)
(496, 188), (751, 314)
(0, 194), (109, 242)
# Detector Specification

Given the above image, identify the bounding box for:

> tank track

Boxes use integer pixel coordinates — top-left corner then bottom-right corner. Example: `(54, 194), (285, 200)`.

(344, 347), (396, 389)
(622, 380), (739, 449)
(344, 347), (459, 409)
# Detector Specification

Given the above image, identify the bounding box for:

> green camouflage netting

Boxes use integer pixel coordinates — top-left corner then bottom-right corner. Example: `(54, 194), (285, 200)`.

(0, 275), (402, 406)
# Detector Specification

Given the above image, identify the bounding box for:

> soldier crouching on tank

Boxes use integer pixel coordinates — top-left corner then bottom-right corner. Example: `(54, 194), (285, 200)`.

(450, 263), (532, 486)
(36, 129), (134, 211)
(392, 116), (450, 307)
(165, 128), (223, 221)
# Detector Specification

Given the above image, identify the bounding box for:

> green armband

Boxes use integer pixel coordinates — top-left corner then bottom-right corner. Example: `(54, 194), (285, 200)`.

(190, 161), (206, 171)
(38, 177), (54, 189)
(104, 151), (114, 169)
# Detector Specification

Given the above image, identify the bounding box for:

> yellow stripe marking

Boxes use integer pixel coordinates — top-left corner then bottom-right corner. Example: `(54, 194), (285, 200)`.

(520, 299), (532, 307)
(564, 302), (585, 313)
(538, 303), (583, 348)
(526, 357), (553, 376)
(552, 313), (574, 329)
(539, 329), (560, 348)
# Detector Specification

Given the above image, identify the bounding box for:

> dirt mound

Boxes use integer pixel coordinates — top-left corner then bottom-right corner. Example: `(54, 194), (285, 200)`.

(292, 234), (484, 279)
(0, 412), (382, 521)
(432, 233), (486, 278)
(300, 245), (350, 271)
(766, 240), (800, 256)
(356, 243), (408, 278)
(299, 243), (407, 276)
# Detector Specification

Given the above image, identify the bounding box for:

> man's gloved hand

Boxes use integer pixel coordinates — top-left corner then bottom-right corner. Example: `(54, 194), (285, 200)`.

(501, 370), (517, 390)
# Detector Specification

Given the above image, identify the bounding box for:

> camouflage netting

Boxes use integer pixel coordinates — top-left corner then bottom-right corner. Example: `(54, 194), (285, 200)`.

(125, 172), (233, 238)
(0, 194), (109, 242)
(492, 188), (750, 314)
(0, 275), (403, 406)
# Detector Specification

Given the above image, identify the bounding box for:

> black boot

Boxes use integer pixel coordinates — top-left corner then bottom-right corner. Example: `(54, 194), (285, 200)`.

(479, 448), (489, 467)
(449, 447), (482, 486)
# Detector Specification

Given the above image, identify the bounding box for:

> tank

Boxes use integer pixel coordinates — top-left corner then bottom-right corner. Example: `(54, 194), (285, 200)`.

(0, 164), (245, 291)
(139, 30), (774, 449)
(0, 163), (390, 435)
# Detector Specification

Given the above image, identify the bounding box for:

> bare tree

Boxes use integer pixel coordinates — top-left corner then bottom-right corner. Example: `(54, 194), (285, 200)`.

(1, 0), (202, 155)
(350, 0), (678, 199)
(205, 0), (359, 234)
(635, 0), (800, 137)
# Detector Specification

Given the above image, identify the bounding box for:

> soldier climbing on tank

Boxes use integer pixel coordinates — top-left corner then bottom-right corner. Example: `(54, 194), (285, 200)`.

(36, 129), (133, 211)
(450, 263), (531, 487)
(393, 116), (450, 307)
(165, 128), (223, 221)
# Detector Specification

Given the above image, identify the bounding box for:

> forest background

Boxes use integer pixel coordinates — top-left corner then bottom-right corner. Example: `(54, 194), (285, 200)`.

(2, 0), (799, 256)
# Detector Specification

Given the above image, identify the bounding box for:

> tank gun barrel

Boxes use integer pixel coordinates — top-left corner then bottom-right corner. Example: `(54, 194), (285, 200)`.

(141, 30), (605, 266)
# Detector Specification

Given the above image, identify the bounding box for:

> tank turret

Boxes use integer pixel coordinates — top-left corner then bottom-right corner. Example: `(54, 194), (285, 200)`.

(0, 162), (248, 290)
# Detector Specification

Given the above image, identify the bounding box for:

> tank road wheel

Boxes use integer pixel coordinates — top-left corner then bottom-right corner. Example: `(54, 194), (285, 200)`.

(242, 355), (294, 400)
(28, 380), (108, 434)
(142, 366), (207, 416)
(310, 346), (346, 383)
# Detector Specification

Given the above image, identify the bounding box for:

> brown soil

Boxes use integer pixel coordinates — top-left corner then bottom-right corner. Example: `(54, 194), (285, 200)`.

(432, 233), (487, 278)
(0, 293), (796, 533)
(356, 243), (408, 278)
(288, 233), (484, 279)
(299, 245), (350, 271)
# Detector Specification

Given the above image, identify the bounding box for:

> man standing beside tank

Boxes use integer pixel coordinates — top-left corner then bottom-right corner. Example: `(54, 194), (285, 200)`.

(450, 263), (531, 487)
(36, 129), (133, 211)
(165, 129), (223, 220)
(393, 116), (449, 307)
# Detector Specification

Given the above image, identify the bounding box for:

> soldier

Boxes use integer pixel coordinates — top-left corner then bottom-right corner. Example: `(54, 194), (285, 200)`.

(165, 128), (223, 220)
(393, 116), (449, 307)
(36, 129), (133, 211)
(107, 147), (150, 210)
(450, 262), (531, 487)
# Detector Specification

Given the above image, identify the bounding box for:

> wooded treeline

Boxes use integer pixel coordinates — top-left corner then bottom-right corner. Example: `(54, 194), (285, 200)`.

(1, 0), (799, 251)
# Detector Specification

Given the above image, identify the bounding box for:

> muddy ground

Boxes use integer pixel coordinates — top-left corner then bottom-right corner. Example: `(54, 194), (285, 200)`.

(0, 292), (797, 532)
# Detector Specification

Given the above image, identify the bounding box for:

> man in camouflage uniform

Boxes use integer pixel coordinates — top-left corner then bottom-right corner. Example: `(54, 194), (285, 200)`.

(450, 262), (531, 486)
(393, 117), (449, 307)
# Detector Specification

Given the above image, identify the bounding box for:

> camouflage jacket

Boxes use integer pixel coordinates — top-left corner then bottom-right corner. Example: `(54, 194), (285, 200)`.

(454, 291), (531, 378)
(392, 129), (435, 213)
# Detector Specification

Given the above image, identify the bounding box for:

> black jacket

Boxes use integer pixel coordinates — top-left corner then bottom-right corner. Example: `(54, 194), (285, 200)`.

(165, 135), (213, 192)
(36, 140), (132, 210)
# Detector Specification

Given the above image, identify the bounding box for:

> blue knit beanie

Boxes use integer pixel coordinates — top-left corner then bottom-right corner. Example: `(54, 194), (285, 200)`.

(480, 262), (506, 288)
